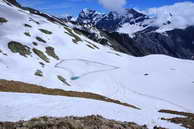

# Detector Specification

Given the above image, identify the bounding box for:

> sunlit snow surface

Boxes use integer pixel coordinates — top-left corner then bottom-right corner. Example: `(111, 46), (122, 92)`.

(0, 1), (194, 128)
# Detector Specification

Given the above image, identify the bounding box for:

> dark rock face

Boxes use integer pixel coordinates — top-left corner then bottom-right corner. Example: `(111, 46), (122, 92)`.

(106, 26), (194, 59)
(166, 26), (194, 58)
(77, 9), (103, 25)
(73, 26), (194, 60)
(0, 115), (148, 129)
(76, 9), (148, 32)
(96, 9), (148, 32)
(133, 32), (180, 57)
(61, 15), (74, 22)
(74, 8), (194, 59)
(73, 8), (194, 60)
(5, 0), (21, 7)
(132, 26), (194, 59)
(107, 32), (146, 56)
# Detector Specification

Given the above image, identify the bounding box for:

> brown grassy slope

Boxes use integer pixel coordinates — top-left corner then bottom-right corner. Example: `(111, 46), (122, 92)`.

(0, 79), (140, 110)
(159, 109), (194, 129)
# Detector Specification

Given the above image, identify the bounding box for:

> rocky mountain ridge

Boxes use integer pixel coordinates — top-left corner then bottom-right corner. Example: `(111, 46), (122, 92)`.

(62, 8), (194, 60)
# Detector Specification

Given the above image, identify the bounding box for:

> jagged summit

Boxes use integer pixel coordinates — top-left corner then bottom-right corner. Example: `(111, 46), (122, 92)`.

(77, 8), (104, 25)
(75, 8), (149, 31)
(96, 8), (149, 31)
(80, 8), (102, 16)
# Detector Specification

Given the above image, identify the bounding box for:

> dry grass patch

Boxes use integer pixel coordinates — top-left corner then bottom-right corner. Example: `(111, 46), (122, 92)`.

(39, 29), (52, 35)
(64, 26), (82, 44)
(57, 75), (70, 86)
(8, 41), (31, 57)
(0, 17), (8, 23)
(24, 24), (32, 28)
(74, 29), (83, 35)
(85, 40), (99, 49)
(39, 62), (45, 68)
(32, 42), (38, 46)
(33, 48), (50, 63)
(86, 44), (95, 49)
(159, 109), (194, 129)
(34, 70), (43, 77)
(0, 80), (140, 110)
(24, 32), (31, 37)
(46, 46), (59, 60)
(36, 37), (47, 43)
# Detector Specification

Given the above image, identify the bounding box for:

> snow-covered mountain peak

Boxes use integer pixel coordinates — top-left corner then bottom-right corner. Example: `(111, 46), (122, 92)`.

(80, 8), (102, 16)
(67, 2), (194, 35)
(75, 8), (149, 31)
(105, 8), (149, 25)
(77, 8), (104, 25)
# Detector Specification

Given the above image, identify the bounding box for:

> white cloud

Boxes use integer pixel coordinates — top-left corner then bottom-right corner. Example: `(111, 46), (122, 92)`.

(146, 2), (194, 28)
(98, 0), (126, 11)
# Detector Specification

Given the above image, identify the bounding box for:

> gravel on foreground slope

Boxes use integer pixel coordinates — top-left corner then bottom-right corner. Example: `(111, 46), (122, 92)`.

(0, 115), (149, 129)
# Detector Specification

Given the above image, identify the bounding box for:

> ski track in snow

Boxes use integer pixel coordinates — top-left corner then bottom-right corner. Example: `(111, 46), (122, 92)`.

(55, 58), (190, 112)
(55, 59), (120, 80)
(117, 81), (191, 112)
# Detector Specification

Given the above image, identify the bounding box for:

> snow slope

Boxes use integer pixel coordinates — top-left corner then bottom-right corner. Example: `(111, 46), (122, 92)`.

(0, 92), (185, 129)
(117, 23), (147, 37)
(0, 0), (194, 128)
(118, 2), (194, 36)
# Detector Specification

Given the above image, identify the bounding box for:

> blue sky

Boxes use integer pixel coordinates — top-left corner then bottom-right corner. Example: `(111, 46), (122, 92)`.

(17, 0), (194, 16)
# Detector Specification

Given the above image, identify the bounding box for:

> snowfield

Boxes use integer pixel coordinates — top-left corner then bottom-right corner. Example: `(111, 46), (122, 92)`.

(0, 92), (185, 129)
(0, 0), (194, 128)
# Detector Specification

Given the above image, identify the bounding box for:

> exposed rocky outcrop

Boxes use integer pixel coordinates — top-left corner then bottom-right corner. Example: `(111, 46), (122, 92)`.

(72, 26), (194, 59)
(96, 9), (148, 32)
(132, 26), (194, 59)
(0, 115), (148, 129)
(4, 0), (21, 7)
(61, 7), (194, 60)
(76, 8), (149, 32)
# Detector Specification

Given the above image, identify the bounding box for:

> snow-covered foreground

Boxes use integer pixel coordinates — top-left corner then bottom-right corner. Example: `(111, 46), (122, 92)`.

(0, 0), (194, 128)
(0, 92), (185, 129)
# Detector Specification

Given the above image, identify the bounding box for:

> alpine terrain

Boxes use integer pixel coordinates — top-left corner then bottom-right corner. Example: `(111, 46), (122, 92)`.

(0, 0), (194, 129)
